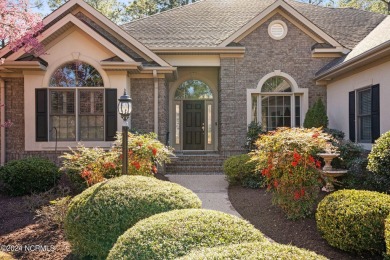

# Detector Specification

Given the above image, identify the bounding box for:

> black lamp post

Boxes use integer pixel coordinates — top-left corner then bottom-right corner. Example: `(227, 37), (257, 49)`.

(118, 89), (132, 175)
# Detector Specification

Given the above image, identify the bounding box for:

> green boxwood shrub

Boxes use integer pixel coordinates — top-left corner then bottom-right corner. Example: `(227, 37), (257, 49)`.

(64, 175), (201, 259)
(107, 209), (268, 260)
(223, 154), (263, 188)
(303, 99), (328, 128)
(368, 131), (390, 177)
(316, 189), (390, 254)
(0, 157), (60, 196)
(386, 214), (390, 258)
(178, 242), (327, 260)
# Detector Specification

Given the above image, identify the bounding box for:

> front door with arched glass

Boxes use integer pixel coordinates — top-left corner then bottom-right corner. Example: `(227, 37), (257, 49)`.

(173, 80), (214, 150)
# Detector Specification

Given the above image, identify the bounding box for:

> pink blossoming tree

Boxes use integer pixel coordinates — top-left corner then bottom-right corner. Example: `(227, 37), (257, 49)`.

(0, 0), (44, 58)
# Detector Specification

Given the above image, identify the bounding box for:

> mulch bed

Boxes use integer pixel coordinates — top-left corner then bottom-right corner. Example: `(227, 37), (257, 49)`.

(228, 185), (382, 260)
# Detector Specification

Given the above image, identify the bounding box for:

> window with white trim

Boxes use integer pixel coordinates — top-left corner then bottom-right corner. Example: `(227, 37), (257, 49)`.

(251, 76), (301, 131)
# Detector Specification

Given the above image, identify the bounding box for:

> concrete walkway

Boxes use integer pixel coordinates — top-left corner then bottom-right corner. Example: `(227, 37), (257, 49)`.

(166, 174), (241, 218)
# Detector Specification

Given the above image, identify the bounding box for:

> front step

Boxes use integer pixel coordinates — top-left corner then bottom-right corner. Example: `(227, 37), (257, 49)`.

(166, 151), (226, 175)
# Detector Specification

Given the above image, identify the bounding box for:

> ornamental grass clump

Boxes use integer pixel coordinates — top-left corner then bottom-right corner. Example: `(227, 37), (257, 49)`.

(316, 189), (390, 255)
(60, 132), (173, 188)
(107, 209), (267, 260)
(64, 175), (201, 259)
(251, 127), (333, 219)
(178, 242), (327, 260)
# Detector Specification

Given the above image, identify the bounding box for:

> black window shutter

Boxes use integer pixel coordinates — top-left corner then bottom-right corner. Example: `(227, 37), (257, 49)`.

(105, 89), (117, 141)
(36, 89), (48, 141)
(371, 84), (380, 143)
(349, 91), (355, 142)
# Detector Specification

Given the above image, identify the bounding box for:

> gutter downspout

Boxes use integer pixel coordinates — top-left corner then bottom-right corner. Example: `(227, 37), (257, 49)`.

(0, 78), (5, 165)
(153, 70), (158, 135)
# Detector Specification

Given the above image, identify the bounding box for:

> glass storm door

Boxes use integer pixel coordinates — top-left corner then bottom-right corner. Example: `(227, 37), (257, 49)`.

(183, 100), (205, 150)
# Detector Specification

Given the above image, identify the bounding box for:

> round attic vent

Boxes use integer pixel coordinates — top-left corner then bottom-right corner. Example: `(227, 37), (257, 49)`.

(268, 20), (288, 40)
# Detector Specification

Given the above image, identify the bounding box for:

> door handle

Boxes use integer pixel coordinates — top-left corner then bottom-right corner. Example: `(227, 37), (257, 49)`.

(201, 123), (205, 133)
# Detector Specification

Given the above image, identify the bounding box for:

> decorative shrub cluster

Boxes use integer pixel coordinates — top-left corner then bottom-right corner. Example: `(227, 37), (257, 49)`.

(245, 121), (265, 151)
(331, 140), (363, 169)
(0, 157), (60, 196)
(223, 154), (264, 188)
(368, 131), (390, 179)
(178, 242), (327, 260)
(107, 209), (267, 260)
(251, 127), (333, 219)
(61, 132), (173, 188)
(64, 175), (201, 259)
(316, 189), (390, 254)
(303, 99), (328, 128)
(386, 215), (390, 258)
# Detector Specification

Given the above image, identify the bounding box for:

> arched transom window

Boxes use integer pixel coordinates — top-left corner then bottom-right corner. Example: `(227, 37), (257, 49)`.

(252, 76), (301, 131)
(174, 80), (213, 100)
(49, 62), (105, 141)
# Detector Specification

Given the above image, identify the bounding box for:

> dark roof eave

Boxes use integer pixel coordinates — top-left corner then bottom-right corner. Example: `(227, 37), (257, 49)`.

(315, 40), (390, 81)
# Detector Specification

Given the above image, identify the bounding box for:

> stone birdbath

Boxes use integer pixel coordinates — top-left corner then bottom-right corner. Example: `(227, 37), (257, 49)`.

(317, 144), (347, 192)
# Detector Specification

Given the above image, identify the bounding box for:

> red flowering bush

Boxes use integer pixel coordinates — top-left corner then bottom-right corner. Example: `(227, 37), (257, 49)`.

(251, 127), (334, 219)
(60, 132), (173, 188)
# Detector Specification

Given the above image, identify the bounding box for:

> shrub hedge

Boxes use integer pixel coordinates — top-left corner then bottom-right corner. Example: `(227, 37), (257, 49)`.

(316, 189), (390, 254)
(107, 209), (267, 260)
(64, 175), (201, 259)
(368, 131), (390, 178)
(0, 157), (60, 196)
(223, 154), (263, 188)
(178, 242), (327, 260)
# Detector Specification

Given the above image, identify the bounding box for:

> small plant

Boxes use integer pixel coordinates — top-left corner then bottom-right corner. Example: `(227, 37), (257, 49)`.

(107, 209), (267, 260)
(316, 189), (390, 254)
(65, 175), (201, 259)
(245, 121), (265, 150)
(303, 99), (328, 128)
(223, 154), (264, 188)
(385, 214), (390, 259)
(368, 131), (390, 177)
(0, 157), (60, 196)
(331, 140), (363, 169)
(35, 196), (72, 229)
(251, 127), (333, 219)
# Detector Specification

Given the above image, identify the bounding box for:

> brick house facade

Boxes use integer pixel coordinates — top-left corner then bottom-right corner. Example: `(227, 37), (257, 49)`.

(0, 0), (389, 169)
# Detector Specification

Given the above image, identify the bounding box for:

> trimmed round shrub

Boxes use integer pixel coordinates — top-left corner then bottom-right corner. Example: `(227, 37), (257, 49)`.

(386, 214), (390, 258)
(64, 175), (201, 259)
(316, 189), (390, 254)
(368, 131), (390, 177)
(223, 154), (263, 188)
(0, 157), (60, 196)
(178, 242), (327, 260)
(107, 209), (268, 260)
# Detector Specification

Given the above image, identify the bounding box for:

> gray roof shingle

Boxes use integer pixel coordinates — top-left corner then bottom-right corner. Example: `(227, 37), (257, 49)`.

(121, 0), (386, 49)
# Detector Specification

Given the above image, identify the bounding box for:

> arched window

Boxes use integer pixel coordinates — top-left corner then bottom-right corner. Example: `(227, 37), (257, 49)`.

(252, 76), (301, 131)
(174, 80), (213, 100)
(49, 62), (105, 141)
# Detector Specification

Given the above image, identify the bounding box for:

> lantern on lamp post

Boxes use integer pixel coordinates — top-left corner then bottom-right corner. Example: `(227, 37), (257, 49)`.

(118, 89), (132, 175)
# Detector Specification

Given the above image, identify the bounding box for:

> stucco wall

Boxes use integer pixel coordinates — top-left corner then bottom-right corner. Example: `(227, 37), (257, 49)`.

(219, 13), (333, 153)
(327, 60), (390, 149)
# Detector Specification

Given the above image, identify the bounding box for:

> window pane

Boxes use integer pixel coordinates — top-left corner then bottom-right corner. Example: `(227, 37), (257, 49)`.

(359, 89), (371, 115)
(50, 90), (75, 114)
(79, 116), (104, 141)
(50, 116), (76, 141)
(207, 104), (212, 145)
(49, 62), (103, 87)
(261, 95), (292, 131)
(358, 89), (372, 142)
(79, 90), (104, 114)
(50, 90), (76, 141)
(175, 80), (213, 100)
(251, 95), (258, 123)
(262, 77), (292, 92)
(295, 96), (301, 127)
(359, 116), (372, 141)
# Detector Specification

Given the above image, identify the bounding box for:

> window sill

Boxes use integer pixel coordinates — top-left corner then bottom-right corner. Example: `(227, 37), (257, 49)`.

(25, 141), (113, 151)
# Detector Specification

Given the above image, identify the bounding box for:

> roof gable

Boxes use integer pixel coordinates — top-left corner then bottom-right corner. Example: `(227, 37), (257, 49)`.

(0, 0), (170, 67)
(122, 0), (385, 50)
